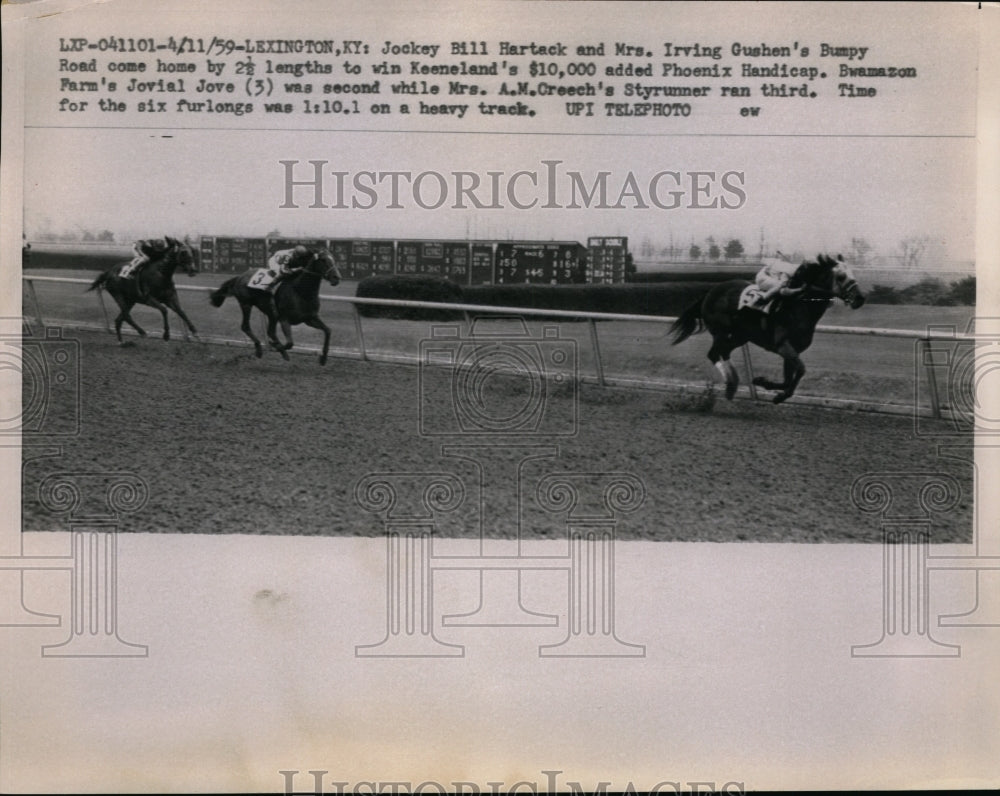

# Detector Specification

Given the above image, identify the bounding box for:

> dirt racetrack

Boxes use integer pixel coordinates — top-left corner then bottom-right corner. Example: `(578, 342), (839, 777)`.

(21, 327), (973, 542)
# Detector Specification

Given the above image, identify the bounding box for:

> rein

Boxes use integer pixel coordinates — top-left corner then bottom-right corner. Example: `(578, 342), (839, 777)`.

(287, 256), (338, 286)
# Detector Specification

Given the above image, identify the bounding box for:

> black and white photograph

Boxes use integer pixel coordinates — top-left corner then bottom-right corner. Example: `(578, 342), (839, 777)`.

(2, 0), (999, 791)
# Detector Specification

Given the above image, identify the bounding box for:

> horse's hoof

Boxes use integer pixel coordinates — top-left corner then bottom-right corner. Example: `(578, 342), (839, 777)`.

(752, 377), (766, 387)
(319, 356), (327, 366)
(725, 383), (737, 401)
(138, 331), (147, 338)
(773, 394), (788, 405)
(279, 350), (290, 361)
(120, 341), (136, 348)
(254, 347), (263, 358)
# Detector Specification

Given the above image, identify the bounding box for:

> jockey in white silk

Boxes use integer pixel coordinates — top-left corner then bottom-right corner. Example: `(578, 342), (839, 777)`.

(755, 256), (804, 305)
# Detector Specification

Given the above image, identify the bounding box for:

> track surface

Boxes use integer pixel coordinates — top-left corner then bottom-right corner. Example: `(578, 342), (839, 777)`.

(21, 328), (973, 542)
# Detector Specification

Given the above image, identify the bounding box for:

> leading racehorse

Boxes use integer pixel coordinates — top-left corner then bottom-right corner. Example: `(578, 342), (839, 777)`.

(208, 247), (342, 365)
(669, 254), (866, 404)
(87, 236), (199, 345)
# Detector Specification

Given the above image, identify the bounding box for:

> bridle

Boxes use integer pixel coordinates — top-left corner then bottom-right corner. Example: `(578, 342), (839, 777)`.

(306, 251), (340, 283)
(796, 261), (861, 305)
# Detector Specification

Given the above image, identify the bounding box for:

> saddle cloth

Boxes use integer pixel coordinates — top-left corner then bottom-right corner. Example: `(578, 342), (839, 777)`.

(247, 268), (278, 291)
(118, 257), (143, 279)
(738, 284), (774, 313)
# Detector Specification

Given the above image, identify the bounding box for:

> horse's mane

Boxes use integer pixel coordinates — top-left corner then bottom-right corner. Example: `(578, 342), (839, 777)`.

(286, 247), (320, 270)
(149, 236), (196, 273)
(789, 254), (837, 289)
(294, 247), (336, 274)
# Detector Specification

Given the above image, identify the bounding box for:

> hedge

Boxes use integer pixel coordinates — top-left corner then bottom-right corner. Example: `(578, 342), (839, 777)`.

(461, 282), (725, 319)
(23, 249), (127, 272)
(867, 276), (976, 306)
(626, 270), (758, 283)
(354, 278), (745, 321)
(355, 275), (466, 319)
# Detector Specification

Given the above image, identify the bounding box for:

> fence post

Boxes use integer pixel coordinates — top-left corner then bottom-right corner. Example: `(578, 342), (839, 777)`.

(95, 286), (112, 332)
(922, 339), (942, 419)
(589, 318), (606, 387)
(24, 279), (45, 331)
(741, 345), (758, 401)
(351, 302), (368, 362)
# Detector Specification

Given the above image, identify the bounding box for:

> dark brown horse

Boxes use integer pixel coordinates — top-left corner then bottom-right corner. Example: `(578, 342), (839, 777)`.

(87, 236), (199, 345)
(208, 247), (341, 365)
(669, 254), (866, 404)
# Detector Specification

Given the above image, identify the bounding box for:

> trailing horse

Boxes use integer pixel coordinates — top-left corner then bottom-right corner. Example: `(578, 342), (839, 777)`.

(209, 247), (342, 365)
(669, 254), (866, 404)
(87, 236), (199, 345)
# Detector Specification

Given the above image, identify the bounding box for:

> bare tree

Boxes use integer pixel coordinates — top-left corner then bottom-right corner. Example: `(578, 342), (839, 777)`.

(899, 235), (931, 269)
(848, 237), (873, 265)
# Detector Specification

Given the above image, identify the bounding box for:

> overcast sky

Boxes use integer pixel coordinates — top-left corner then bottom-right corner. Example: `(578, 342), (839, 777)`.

(23, 127), (975, 264)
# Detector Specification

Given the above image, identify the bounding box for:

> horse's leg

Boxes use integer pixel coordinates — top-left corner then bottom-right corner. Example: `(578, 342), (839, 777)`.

(278, 319), (294, 352)
(164, 293), (198, 340)
(752, 330), (790, 391)
(266, 317), (289, 360)
(752, 373), (786, 391)
(112, 293), (146, 343)
(707, 335), (739, 400)
(772, 341), (806, 404)
(303, 316), (331, 365)
(109, 294), (127, 344)
(262, 293), (291, 359)
(239, 301), (264, 358)
(143, 296), (171, 341)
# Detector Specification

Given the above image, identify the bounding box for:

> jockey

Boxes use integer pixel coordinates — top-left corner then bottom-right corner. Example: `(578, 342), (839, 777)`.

(128, 237), (169, 299)
(755, 254), (805, 307)
(266, 244), (309, 291)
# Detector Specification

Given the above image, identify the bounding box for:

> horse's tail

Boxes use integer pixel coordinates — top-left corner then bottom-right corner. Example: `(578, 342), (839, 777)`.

(669, 297), (705, 345)
(209, 278), (237, 307)
(87, 270), (111, 292)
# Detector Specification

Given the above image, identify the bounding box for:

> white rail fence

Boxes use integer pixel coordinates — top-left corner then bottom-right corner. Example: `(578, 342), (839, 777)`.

(22, 274), (975, 419)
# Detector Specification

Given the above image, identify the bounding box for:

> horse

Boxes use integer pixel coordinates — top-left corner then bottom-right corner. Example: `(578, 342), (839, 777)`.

(87, 236), (200, 345)
(669, 254), (866, 404)
(208, 247), (342, 365)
